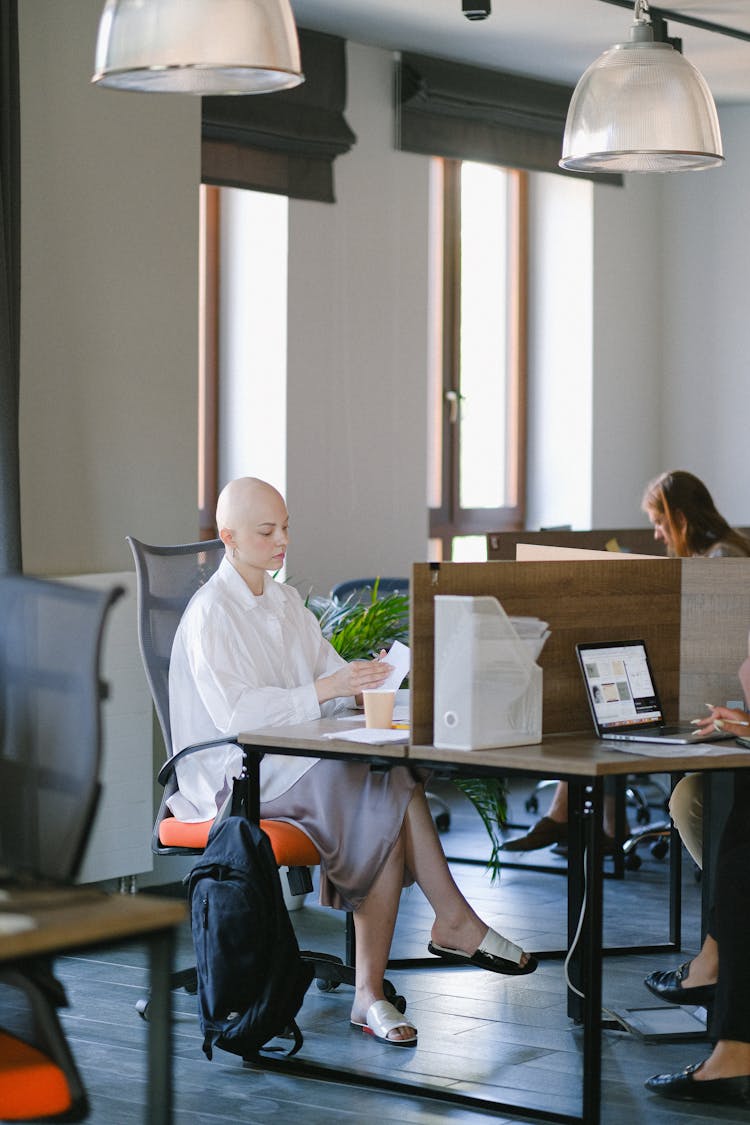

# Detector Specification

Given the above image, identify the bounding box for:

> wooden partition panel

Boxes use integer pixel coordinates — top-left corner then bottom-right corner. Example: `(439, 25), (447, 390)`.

(487, 528), (663, 559)
(680, 558), (750, 718)
(487, 527), (750, 561)
(411, 559), (682, 745)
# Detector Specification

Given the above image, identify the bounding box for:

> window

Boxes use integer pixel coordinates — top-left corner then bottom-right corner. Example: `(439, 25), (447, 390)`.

(428, 160), (528, 561)
(198, 184), (288, 542)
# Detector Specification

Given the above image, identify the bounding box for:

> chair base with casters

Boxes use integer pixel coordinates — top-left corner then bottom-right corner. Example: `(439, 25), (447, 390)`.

(621, 822), (672, 870)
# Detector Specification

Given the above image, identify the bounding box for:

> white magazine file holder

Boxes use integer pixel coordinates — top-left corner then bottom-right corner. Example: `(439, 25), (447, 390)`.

(433, 595), (543, 750)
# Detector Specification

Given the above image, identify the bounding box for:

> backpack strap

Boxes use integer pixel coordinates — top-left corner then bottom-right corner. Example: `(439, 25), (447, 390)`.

(243, 1020), (304, 1062)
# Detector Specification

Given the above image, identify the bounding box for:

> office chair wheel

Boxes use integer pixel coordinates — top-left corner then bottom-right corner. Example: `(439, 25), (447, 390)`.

(624, 851), (642, 871)
(524, 795), (539, 814)
(635, 807), (651, 825)
(435, 810), (451, 833)
(136, 998), (151, 1021)
(315, 977), (341, 993)
(650, 838), (669, 860)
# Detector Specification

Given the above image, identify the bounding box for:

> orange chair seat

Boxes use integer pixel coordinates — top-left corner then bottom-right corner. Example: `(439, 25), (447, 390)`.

(159, 816), (320, 867)
(0, 1031), (72, 1120)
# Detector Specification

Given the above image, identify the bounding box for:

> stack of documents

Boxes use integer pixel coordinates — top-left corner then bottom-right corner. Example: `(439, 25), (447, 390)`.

(509, 616), (550, 662)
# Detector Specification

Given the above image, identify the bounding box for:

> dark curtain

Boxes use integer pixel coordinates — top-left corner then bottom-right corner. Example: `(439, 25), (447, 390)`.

(0, 0), (20, 573)
(202, 29), (356, 204)
(398, 51), (622, 187)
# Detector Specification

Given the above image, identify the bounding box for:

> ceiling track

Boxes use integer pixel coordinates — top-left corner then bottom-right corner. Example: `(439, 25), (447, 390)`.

(597, 0), (750, 43)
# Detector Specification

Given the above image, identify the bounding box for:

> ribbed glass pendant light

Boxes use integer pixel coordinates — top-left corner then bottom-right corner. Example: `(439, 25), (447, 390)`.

(92, 0), (304, 95)
(560, 0), (723, 173)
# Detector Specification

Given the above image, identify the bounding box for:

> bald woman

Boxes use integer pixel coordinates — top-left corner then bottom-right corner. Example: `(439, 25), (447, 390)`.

(169, 477), (536, 1048)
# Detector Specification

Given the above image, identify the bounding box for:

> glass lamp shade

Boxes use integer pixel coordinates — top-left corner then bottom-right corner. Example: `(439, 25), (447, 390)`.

(92, 0), (304, 95)
(560, 36), (724, 173)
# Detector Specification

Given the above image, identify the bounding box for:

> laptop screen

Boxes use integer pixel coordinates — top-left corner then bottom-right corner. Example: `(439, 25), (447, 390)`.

(577, 640), (666, 734)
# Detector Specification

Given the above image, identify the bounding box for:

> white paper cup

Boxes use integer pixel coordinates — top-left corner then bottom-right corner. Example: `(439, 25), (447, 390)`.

(363, 690), (396, 729)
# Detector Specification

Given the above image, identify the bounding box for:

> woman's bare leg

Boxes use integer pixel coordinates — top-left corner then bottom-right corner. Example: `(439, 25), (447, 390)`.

(402, 786), (530, 964)
(681, 933), (718, 987)
(350, 827), (416, 1042)
(546, 782), (568, 821)
(695, 1040), (750, 1081)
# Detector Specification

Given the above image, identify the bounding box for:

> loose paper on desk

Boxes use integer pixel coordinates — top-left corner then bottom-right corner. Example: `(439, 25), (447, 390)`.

(605, 742), (750, 759)
(321, 727), (409, 745)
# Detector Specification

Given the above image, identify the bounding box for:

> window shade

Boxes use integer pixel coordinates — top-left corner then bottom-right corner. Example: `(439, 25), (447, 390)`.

(398, 52), (621, 186)
(202, 29), (356, 203)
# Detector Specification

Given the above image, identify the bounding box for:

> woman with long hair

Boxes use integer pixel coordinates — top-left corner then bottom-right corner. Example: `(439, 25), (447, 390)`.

(642, 469), (750, 558)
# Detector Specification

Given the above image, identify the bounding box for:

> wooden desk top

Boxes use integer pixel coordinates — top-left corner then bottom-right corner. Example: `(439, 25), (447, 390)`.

(238, 717), (408, 760)
(0, 885), (186, 962)
(409, 732), (750, 777)
(238, 723), (750, 778)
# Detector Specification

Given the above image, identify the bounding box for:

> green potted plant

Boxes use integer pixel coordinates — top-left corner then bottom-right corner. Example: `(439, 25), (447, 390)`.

(304, 581), (509, 876)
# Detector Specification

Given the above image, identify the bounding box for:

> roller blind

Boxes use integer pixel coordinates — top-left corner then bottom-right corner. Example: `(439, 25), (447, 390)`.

(398, 51), (621, 186)
(202, 29), (356, 203)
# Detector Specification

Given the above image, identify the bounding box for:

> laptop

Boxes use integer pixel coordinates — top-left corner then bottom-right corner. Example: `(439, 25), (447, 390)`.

(576, 639), (732, 744)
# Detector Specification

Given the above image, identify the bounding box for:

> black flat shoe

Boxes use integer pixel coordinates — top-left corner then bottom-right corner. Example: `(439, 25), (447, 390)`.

(500, 816), (567, 852)
(644, 961), (716, 1006)
(646, 1061), (750, 1105)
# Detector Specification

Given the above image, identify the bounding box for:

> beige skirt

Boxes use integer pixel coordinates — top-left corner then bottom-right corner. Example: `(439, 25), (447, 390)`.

(260, 759), (419, 911)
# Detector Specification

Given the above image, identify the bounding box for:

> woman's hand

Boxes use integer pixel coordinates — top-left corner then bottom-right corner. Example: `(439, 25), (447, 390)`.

(316, 651), (392, 705)
(691, 704), (750, 739)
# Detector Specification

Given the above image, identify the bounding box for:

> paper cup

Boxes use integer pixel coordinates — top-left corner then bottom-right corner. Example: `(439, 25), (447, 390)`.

(363, 690), (396, 729)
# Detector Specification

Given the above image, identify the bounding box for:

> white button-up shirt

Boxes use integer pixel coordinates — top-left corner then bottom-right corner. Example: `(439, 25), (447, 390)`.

(168, 557), (350, 821)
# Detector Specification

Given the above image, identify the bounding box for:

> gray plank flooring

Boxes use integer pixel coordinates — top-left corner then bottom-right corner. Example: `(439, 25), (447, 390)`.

(49, 779), (749, 1124)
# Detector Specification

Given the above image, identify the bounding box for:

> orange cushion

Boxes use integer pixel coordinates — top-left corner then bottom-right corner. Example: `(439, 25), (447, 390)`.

(0, 1031), (72, 1119)
(159, 816), (320, 866)
(159, 818), (213, 849)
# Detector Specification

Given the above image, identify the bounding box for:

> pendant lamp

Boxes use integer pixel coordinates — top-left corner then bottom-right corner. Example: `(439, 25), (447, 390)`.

(560, 0), (723, 173)
(92, 0), (304, 95)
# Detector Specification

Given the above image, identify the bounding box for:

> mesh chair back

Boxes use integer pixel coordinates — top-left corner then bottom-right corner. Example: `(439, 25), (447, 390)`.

(127, 538), (225, 855)
(126, 538), (224, 752)
(331, 576), (410, 605)
(0, 575), (122, 884)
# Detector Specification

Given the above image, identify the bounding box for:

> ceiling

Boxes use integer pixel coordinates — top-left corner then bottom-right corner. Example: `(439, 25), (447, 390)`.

(290, 0), (750, 104)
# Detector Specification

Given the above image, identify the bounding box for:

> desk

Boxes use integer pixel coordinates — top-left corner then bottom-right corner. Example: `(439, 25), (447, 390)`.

(238, 723), (750, 1125)
(0, 886), (186, 1125)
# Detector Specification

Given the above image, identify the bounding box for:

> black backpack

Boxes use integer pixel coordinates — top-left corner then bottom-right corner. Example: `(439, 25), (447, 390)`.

(185, 815), (314, 1061)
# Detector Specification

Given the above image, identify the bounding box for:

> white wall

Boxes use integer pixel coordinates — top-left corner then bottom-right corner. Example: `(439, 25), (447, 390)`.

(18, 1), (202, 887)
(659, 105), (750, 526)
(286, 43), (430, 597)
(19, 0), (201, 577)
(590, 172), (663, 527)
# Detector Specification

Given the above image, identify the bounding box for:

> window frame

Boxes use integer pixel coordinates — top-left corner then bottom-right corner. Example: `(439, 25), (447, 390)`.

(429, 159), (528, 560)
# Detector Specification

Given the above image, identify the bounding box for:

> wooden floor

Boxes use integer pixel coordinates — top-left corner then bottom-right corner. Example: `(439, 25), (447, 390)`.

(51, 779), (748, 1125)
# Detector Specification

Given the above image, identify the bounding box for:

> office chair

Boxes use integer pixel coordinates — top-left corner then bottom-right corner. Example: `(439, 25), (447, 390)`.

(127, 538), (403, 1019)
(0, 573), (123, 1121)
(331, 576), (410, 605)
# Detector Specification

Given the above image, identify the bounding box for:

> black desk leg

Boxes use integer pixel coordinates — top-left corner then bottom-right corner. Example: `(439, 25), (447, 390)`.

(668, 772), (683, 949)
(146, 928), (175, 1125)
(568, 777), (603, 1125)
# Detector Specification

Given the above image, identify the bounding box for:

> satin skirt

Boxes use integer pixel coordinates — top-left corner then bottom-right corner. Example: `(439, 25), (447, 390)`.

(260, 759), (419, 911)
